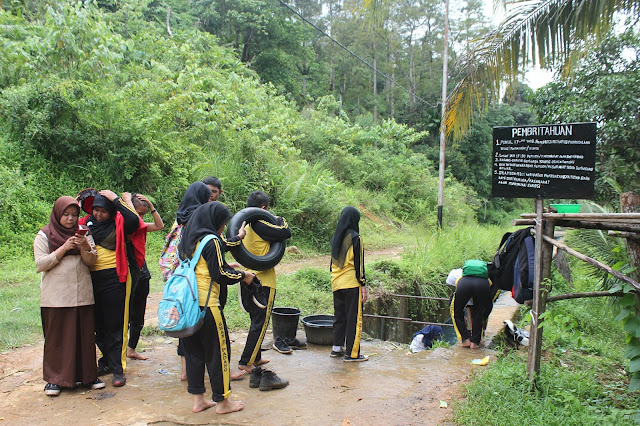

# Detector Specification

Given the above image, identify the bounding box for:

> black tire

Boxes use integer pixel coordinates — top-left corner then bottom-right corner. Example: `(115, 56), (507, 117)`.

(226, 207), (286, 271)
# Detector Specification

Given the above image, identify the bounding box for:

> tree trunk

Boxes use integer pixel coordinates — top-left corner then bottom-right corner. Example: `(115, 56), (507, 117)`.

(621, 192), (640, 282)
(372, 38), (377, 123)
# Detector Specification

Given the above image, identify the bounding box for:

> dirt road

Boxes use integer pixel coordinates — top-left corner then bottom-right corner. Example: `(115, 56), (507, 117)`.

(0, 248), (518, 425)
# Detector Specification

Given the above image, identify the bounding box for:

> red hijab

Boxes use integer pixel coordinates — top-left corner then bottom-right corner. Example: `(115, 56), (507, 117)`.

(41, 196), (81, 256)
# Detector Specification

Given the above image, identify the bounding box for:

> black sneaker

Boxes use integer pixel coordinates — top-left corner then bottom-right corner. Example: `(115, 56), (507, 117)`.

(330, 350), (345, 358)
(272, 337), (293, 354)
(112, 373), (126, 387)
(249, 366), (263, 388)
(97, 364), (111, 376)
(343, 354), (369, 362)
(44, 383), (61, 396)
(285, 337), (307, 350)
(89, 379), (106, 390)
(259, 369), (289, 391)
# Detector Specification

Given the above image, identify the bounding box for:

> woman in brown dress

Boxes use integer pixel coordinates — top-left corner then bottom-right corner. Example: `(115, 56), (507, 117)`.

(33, 196), (103, 396)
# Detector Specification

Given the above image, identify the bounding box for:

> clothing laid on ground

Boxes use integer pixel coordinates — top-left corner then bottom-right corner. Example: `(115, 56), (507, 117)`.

(178, 202), (246, 402)
(330, 207), (366, 360)
(450, 276), (499, 344)
(82, 195), (144, 376)
(410, 325), (443, 353)
(240, 216), (291, 367)
(33, 196), (99, 388)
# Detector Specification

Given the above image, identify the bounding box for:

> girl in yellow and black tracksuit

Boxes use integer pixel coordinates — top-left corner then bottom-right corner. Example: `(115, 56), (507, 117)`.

(81, 191), (143, 387)
(330, 206), (368, 362)
(177, 201), (253, 414)
(239, 191), (292, 368)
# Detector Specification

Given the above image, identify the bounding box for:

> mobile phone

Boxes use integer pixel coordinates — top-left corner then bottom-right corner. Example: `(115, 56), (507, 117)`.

(76, 228), (88, 236)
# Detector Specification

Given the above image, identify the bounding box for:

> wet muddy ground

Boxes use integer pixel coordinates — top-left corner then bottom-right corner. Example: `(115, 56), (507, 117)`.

(0, 248), (519, 425)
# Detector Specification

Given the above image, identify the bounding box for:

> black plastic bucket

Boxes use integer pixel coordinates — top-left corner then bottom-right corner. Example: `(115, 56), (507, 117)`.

(271, 307), (301, 340)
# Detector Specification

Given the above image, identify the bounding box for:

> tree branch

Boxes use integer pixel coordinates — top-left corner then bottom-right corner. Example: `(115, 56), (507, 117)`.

(166, 7), (173, 38)
(541, 234), (640, 292)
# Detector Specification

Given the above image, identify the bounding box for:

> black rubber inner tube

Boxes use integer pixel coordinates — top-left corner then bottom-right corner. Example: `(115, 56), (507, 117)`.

(225, 207), (286, 271)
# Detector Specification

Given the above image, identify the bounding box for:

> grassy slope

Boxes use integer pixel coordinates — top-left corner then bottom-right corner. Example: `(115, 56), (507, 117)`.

(453, 265), (640, 425)
(0, 214), (422, 351)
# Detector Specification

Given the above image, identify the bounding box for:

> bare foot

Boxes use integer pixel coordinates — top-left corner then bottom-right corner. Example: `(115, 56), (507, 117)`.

(255, 358), (270, 366)
(461, 339), (471, 348)
(192, 395), (216, 413)
(231, 368), (247, 380)
(126, 348), (148, 360)
(181, 356), (187, 381)
(470, 342), (479, 349)
(237, 364), (253, 373)
(216, 399), (244, 414)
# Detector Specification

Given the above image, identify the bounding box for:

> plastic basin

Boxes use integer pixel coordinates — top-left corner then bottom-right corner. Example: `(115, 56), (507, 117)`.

(301, 314), (334, 345)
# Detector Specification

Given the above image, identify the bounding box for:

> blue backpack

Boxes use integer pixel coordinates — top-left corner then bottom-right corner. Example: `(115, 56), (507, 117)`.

(158, 234), (217, 338)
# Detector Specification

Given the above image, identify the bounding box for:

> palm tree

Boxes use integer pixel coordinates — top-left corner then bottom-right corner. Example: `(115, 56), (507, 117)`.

(445, 0), (640, 141)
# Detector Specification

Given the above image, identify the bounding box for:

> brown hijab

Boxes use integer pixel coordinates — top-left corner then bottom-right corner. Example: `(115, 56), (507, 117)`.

(41, 196), (81, 256)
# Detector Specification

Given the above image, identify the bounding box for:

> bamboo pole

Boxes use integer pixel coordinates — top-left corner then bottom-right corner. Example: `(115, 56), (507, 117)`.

(388, 294), (450, 301)
(608, 230), (640, 240)
(514, 219), (640, 233)
(542, 291), (625, 303)
(362, 314), (454, 327)
(521, 213), (640, 220)
(553, 220), (640, 233)
(541, 235), (640, 292)
(527, 198), (544, 388)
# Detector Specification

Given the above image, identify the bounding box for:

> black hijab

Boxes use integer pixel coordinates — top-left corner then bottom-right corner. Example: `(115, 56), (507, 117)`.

(330, 206), (361, 269)
(86, 194), (116, 246)
(178, 202), (232, 260)
(176, 182), (212, 225)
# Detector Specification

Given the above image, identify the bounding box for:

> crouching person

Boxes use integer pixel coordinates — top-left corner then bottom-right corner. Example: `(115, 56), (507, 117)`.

(450, 260), (499, 349)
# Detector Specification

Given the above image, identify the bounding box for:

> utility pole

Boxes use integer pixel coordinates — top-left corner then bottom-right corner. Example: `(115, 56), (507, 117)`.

(437, 0), (449, 228)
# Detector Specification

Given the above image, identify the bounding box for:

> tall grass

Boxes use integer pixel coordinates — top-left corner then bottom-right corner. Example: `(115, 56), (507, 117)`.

(401, 224), (507, 285)
(453, 257), (640, 424)
(0, 255), (42, 350)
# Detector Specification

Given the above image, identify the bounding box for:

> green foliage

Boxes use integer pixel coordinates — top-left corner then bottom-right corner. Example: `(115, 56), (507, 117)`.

(401, 224), (506, 285)
(455, 265), (640, 424)
(0, 255), (42, 350)
(0, 163), (53, 257)
(293, 268), (331, 292)
(530, 28), (640, 207)
(455, 352), (639, 425)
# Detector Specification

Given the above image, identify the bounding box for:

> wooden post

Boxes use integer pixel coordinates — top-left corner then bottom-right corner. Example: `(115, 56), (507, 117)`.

(527, 199), (554, 386)
(398, 294), (408, 343)
(621, 192), (640, 281)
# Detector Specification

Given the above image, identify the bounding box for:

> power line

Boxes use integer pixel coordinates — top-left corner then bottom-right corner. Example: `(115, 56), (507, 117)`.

(275, 0), (439, 109)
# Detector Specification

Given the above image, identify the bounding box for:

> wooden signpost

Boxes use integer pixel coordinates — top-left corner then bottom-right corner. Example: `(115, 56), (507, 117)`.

(492, 122), (597, 385)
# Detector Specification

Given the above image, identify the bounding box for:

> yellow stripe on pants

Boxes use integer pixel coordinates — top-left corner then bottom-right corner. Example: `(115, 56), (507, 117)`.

(450, 295), (463, 342)
(249, 289), (276, 365)
(121, 273), (132, 372)
(211, 307), (231, 399)
(350, 286), (364, 359)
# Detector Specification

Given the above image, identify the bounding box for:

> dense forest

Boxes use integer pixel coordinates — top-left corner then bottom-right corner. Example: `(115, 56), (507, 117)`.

(0, 0), (522, 255)
(0, 0), (638, 252)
